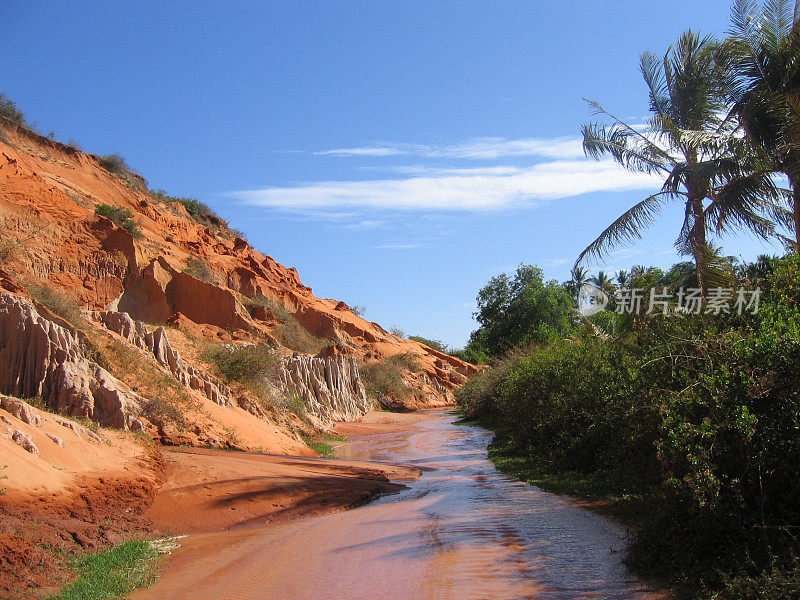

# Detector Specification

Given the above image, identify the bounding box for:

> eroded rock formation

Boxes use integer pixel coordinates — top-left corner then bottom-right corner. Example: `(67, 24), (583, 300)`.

(93, 309), (232, 407)
(0, 115), (479, 429)
(0, 293), (145, 430)
(279, 355), (371, 426)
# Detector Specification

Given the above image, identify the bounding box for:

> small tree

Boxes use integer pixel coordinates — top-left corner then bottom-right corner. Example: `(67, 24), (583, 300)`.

(469, 264), (575, 356)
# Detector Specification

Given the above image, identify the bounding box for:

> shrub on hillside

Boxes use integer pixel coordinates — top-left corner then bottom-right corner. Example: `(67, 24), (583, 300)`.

(152, 190), (224, 225)
(203, 343), (280, 384)
(243, 295), (325, 354)
(409, 336), (447, 353)
(97, 154), (147, 190)
(97, 153), (133, 176)
(182, 255), (216, 284)
(94, 204), (142, 238)
(27, 283), (84, 327)
(387, 352), (421, 372)
(360, 359), (410, 401)
(0, 93), (26, 126)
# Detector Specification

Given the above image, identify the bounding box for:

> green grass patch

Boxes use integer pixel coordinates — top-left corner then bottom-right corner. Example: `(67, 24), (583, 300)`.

(307, 441), (335, 457)
(46, 540), (160, 600)
(301, 432), (347, 458)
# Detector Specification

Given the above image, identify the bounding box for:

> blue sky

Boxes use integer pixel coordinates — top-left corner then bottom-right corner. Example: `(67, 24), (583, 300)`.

(2, 0), (784, 347)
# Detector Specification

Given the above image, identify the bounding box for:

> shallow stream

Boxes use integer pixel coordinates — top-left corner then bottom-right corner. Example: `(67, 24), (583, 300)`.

(132, 411), (666, 599)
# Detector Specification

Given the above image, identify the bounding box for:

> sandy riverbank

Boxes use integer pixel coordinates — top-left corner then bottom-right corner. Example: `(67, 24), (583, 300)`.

(0, 409), (430, 599)
(146, 410), (430, 534)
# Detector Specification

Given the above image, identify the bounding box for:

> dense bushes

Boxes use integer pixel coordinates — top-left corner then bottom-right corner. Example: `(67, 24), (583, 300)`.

(458, 255), (800, 598)
(462, 264), (576, 359)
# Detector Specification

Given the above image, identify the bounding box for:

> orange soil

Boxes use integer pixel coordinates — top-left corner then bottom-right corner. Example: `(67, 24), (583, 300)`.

(0, 403), (426, 599)
(145, 446), (421, 534)
(0, 406), (162, 600)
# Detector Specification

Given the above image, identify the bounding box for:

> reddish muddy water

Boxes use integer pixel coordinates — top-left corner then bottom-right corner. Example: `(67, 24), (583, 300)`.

(131, 412), (667, 600)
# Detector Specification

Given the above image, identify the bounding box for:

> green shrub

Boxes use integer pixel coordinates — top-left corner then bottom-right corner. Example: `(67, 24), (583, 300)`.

(243, 295), (326, 354)
(387, 352), (421, 372)
(94, 204), (142, 238)
(274, 321), (326, 355)
(96, 154), (147, 190)
(153, 190), (221, 222)
(141, 396), (186, 430)
(243, 294), (291, 321)
(97, 154), (132, 176)
(360, 359), (410, 400)
(203, 343), (279, 385)
(0, 93), (26, 126)
(409, 336), (447, 352)
(449, 346), (490, 365)
(151, 190), (229, 232)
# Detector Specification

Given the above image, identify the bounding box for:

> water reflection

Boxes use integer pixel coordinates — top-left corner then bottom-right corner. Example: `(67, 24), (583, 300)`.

(133, 412), (668, 600)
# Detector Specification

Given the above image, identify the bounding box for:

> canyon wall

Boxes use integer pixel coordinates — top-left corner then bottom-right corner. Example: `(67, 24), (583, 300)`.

(0, 115), (478, 449)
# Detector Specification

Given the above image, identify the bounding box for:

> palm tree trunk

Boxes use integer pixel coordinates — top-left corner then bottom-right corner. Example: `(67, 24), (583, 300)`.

(689, 192), (709, 298)
(791, 173), (800, 251)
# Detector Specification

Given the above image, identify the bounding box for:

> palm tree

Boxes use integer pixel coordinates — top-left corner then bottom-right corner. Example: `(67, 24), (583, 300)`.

(565, 265), (589, 299)
(723, 0), (800, 248)
(578, 30), (781, 295)
(589, 270), (616, 294)
(616, 269), (630, 288)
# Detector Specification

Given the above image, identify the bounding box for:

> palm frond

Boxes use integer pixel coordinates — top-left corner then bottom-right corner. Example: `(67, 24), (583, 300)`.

(583, 98), (677, 165)
(581, 123), (672, 174)
(575, 191), (681, 267)
(640, 52), (671, 120)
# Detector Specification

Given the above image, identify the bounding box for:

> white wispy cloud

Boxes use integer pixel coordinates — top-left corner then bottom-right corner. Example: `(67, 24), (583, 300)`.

(318, 146), (408, 157)
(314, 136), (584, 160)
(374, 242), (424, 250)
(231, 159), (659, 212)
(381, 165), (524, 177)
(343, 219), (385, 230)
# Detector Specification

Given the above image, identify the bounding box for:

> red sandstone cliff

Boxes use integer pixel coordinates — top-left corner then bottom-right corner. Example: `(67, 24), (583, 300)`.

(0, 116), (476, 445)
